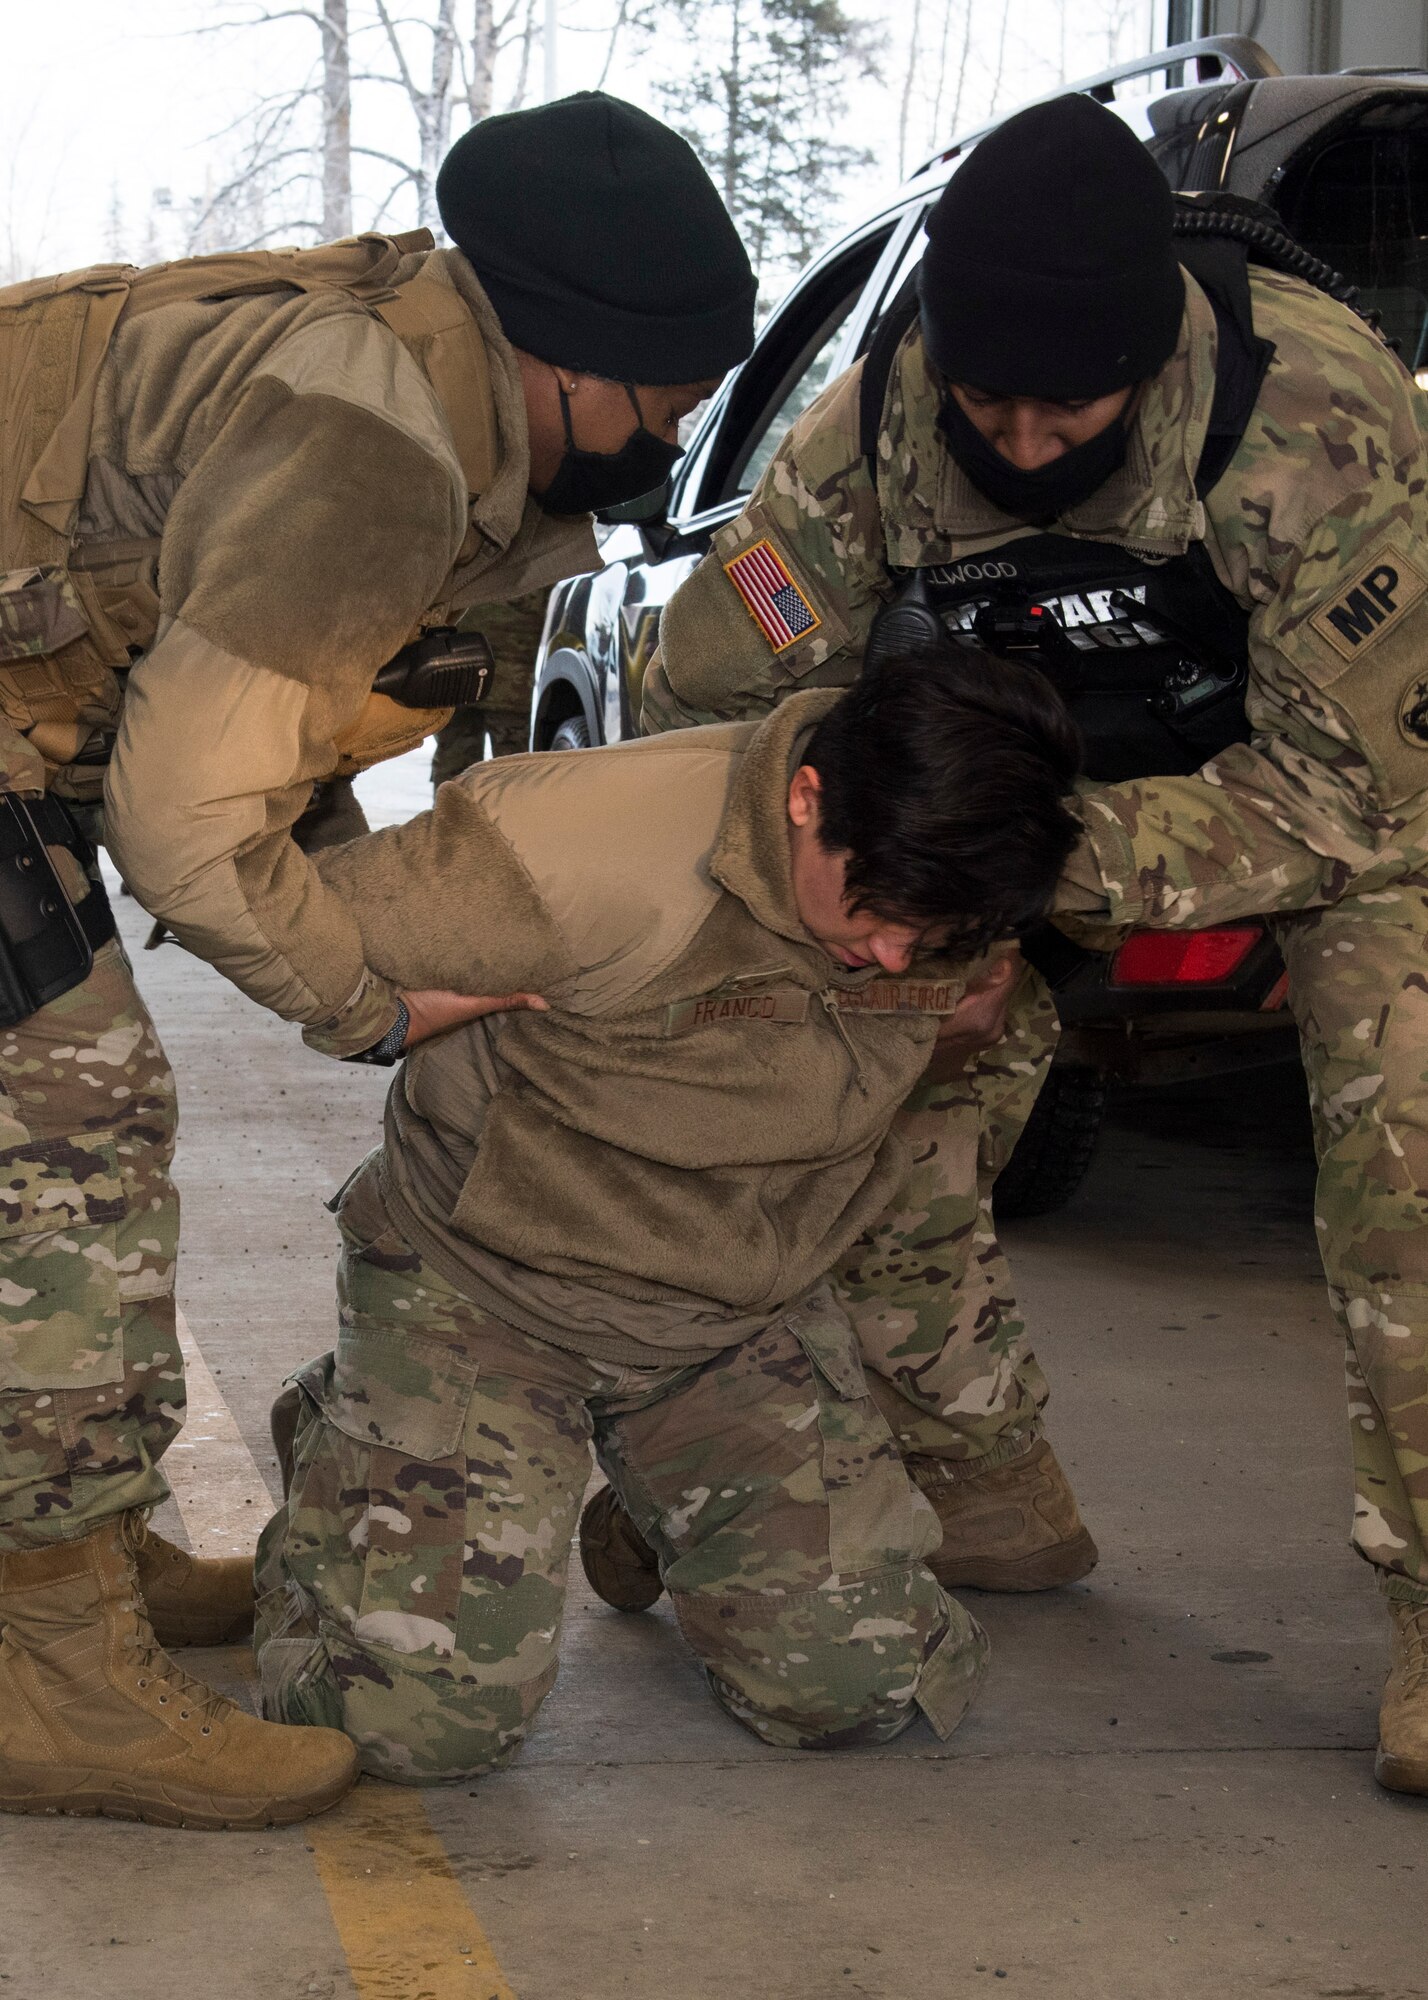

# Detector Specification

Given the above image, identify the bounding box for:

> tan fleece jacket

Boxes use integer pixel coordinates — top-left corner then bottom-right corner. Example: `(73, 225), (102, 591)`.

(72, 250), (597, 1055)
(316, 691), (970, 1362)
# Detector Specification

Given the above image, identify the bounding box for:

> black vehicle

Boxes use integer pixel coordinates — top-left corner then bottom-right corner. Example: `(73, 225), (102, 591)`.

(529, 34), (1428, 1211)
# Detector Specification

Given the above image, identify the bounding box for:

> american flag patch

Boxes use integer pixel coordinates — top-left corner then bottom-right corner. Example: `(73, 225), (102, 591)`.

(724, 540), (822, 653)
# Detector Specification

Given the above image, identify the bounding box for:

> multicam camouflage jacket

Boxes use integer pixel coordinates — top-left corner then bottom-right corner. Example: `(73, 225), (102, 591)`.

(642, 268), (1428, 930)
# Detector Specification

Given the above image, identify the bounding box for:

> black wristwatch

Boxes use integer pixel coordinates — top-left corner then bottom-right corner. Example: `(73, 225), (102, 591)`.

(347, 998), (410, 1067)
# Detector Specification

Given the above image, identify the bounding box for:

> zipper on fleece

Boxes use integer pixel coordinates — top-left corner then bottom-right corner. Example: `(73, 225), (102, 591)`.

(819, 987), (869, 1095)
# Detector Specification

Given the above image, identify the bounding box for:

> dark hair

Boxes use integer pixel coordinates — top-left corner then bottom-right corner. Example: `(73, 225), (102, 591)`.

(802, 648), (1082, 960)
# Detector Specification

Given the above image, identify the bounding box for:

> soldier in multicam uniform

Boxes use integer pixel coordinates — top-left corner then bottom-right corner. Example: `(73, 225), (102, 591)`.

(0, 93), (754, 1830)
(254, 655), (1081, 1781)
(588, 93), (1428, 1798)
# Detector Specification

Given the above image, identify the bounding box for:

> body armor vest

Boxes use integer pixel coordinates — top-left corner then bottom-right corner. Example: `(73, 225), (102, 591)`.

(0, 230), (496, 798)
(861, 197), (1367, 782)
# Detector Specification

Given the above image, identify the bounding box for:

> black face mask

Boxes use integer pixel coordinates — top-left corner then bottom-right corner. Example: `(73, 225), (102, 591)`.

(535, 380), (684, 517)
(937, 391), (1129, 522)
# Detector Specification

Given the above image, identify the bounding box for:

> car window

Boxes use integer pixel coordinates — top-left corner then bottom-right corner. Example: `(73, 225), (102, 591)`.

(1274, 103), (1428, 378)
(695, 223), (896, 511)
(734, 298), (863, 495)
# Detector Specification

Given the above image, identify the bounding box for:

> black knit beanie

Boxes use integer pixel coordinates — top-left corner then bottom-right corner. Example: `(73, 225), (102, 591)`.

(919, 94), (1185, 399)
(437, 92), (756, 385)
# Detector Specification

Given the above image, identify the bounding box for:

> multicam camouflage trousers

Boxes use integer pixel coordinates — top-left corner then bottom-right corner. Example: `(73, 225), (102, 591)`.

(0, 938), (181, 1550)
(836, 891), (1428, 1602)
(254, 1173), (987, 1783)
(1274, 887), (1428, 1602)
(831, 961), (1057, 1482)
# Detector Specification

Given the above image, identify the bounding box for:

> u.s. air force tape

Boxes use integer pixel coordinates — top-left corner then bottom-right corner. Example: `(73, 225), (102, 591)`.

(824, 979), (964, 1012)
(663, 979), (964, 1037)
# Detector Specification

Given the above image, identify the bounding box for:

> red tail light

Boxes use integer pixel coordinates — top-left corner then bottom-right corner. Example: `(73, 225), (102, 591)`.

(1111, 924), (1264, 986)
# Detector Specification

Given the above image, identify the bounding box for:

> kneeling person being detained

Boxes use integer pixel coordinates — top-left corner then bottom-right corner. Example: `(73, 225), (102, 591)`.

(255, 654), (1079, 1783)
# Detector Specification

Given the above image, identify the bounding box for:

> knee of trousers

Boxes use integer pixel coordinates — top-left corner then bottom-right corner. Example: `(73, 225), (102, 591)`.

(670, 1565), (989, 1752)
(255, 1346), (576, 1785)
(256, 1580), (560, 1786)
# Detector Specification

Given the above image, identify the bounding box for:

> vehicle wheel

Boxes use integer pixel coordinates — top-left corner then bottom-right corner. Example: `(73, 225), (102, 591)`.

(994, 1063), (1108, 1219)
(549, 714), (592, 751)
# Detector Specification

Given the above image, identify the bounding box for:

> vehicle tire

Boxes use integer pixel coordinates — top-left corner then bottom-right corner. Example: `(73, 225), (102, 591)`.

(994, 1062), (1108, 1219)
(549, 714), (592, 751)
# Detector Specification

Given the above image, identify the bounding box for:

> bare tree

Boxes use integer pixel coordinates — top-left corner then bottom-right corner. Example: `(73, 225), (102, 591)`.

(365, 0), (458, 230)
(927, 0), (957, 151)
(948, 0), (976, 137)
(321, 0), (353, 236)
(465, 0), (542, 123)
(105, 184), (127, 264)
(505, 0), (541, 108)
(0, 140), (59, 284)
(470, 0), (498, 118)
(183, 3), (353, 245)
(987, 0), (1012, 114)
(177, 0), (685, 260)
(896, 0), (924, 180)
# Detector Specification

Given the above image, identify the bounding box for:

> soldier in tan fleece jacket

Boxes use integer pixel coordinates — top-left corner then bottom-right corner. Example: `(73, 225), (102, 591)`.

(253, 655), (1081, 1782)
(0, 94), (755, 1831)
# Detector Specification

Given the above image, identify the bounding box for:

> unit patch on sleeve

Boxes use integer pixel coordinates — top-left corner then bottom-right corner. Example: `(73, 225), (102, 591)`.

(1309, 547), (1428, 664)
(723, 540), (823, 653)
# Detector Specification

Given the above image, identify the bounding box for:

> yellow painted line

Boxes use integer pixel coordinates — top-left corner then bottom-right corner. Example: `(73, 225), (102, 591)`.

(168, 1310), (517, 1999)
(307, 1788), (517, 2000)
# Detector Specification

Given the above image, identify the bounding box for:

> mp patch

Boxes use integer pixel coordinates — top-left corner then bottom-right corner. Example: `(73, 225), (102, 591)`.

(1309, 548), (1428, 664)
(724, 540), (822, 653)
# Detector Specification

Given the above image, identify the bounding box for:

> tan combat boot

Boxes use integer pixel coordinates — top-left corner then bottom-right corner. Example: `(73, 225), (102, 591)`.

(911, 1435), (1098, 1592)
(0, 1517), (358, 1829)
(131, 1519), (255, 1649)
(579, 1485), (664, 1613)
(1376, 1596), (1428, 1796)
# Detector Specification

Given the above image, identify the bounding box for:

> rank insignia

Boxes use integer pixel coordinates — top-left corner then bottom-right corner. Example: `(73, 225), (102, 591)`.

(724, 540), (822, 653)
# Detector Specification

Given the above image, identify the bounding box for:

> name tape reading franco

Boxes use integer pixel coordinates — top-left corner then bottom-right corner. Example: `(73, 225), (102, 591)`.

(664, 978), (965, 1036)
(724, 540), (822, 653)
(1310, 548), (1428, 664)
(665, 988), (811, 1037)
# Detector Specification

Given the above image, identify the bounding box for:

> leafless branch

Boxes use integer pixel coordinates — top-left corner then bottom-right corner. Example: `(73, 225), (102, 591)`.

(352, 144), (420, 178)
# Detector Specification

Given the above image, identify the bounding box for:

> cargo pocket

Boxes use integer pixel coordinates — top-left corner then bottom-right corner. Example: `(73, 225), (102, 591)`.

(0, 1135), (127, 1391)
(317, 1324), (480, 1663)
(0, 567), (89, 663)
(911, 1603), (991, 1742)
(785, 1289), (937, 1579)
(0, 567), (125, 747)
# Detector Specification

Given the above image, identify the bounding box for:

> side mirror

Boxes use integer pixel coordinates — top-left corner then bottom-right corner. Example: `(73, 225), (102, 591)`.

(636, 518), (682, 563)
